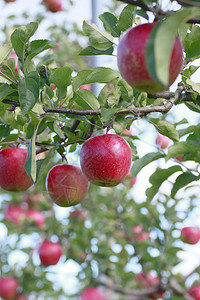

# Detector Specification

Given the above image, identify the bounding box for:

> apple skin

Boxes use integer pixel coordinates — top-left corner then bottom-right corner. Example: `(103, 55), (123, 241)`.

(79, 84), (92, 92)
(5, 204), (25, 225)
(0, 148), (33, 192)
(80, 134), (132, 187)
(38, 240), (62, 266)
(188, 286), (200, 300)
(0, 277), (18, 300)
(155, 134), (170, 149)
(46, 0), (62, 12)
(46, 164), (89, 207)
(80, 287), (107, 300)
(176, 155), (183, 162)
(117, 22), (183, 93)
(26, 209), (45, 228)
(181, 227), (200, 244)
(4, 0), (16, 2)
(16, 296), (28, 300)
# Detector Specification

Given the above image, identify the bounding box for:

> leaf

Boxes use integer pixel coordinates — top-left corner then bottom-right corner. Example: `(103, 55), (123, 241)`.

(99, 12), (121, 37)
(150, 119), (179, 142)
(187, 129), (200, 145)
(184, 25), (200, 61)
(146, 166), (182, 201)
(146, 7), (200, 87)
(72, 67), (119, 90)
(117, 5), (135, 32)
(166, 141), (197, 161)
(171, 172), (200, 198)
(83, 20), (113, 50)
(11, 22), (38, 62)
(184, 101), (200, 113)
(178, 124), (200, 137)
(98, 78), (121, 108)
(135, 92), (147, 107)
(186, 78), (200, 93)
(101, 107), (118, 123)
(50, 66), (72, 100)
(75, 89), (100, 110)
(79, 46), (114, 56)
(0, 44), (12, 64)
(131, 152), (165, 177)
(53, 122), (65, 139)
(24, 132), (37, 183)
(0, 83), (17, 101)
(18, 70), (39, 115)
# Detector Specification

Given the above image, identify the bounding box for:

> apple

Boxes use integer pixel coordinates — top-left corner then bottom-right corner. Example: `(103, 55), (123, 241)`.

(7, 53), (18, 73)
(117, 22), (183, 93)
(131, 225), (150, 242)
(136, 272), (163, 299)
(5, 204), (25, 225)
(79, 84), (92, 91)
(16, 295), (28, 300)
(155, 134), (170, 149)
(132, 225), (143, 233)
(188, 285), (200, 300)
(26, 209), (45, 227)
(181, 227), (200, 244)
(80, 134), (132, 187)
(4, 0), (16, 2)
(0, 148), (33, 192)
(46, 164), (89, 207)
(38, 240), (62, 266)
(0, 277), (18, 299)
(176, 155), (183, 162)
(45, 0), (62, 12)
(50, 83), (57, 90)
(80, 287), (107, 300)
(123, 127), (134, 136)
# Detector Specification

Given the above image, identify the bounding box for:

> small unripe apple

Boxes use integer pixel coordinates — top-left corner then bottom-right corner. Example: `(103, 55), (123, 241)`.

(5, 204), (25, 225)
(80, 134), (132, 187)
(0, 148), (33, 192)
(117, 22), (183, 93)
(46, 164), (89, 207)
(38, 240), (62, 266)
(26, 209), (45, 227)
(0, 277), (18, 300)
(181, 227), (200, 244)
(188, 285), (200, 300)
(155, 134), (170, 149)
(80, 287), (107, 300)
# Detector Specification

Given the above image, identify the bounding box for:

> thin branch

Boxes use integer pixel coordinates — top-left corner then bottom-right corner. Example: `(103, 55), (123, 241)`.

(169, 279), (194, 300)
(177, 0), (200, 7)
(0, 71), (18, 86)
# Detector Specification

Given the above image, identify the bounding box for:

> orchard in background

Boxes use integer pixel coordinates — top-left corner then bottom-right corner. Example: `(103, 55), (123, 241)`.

(0, 0), (200, 299)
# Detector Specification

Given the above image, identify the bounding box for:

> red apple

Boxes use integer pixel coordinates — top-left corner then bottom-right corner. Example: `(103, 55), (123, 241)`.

(0, 148), (33, 192)
(79, 84), (92, 91)
(155, 134), (170, 149)
(123, 127), (133, 136)
(136, 272), (163, 299)
(181, 227), (200, 244)
(45, 0), (62, 12)
(117, 22), (183, 93)
(0, 277), (18, 299)
(38, 240), (62, 266)
(7, 53), (18, 73)
(80, 134), (132, 187)
(176, 155), (183, 162)
(46, 164), (89, 207)
(5, 204), (25, 225)
(189, 286), (200, 300)
(131, 225), (150, 242)
(80, 287), (107, 300)
(50, 83), (57, 90)
(26, 209), (45, 227)
(4, 0), (16, 2)
(132, 225), (143, 233)
(16, 295), (28, 300)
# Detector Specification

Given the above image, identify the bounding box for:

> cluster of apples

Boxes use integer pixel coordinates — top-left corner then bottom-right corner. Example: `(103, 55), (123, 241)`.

(43, 0), (62, 12)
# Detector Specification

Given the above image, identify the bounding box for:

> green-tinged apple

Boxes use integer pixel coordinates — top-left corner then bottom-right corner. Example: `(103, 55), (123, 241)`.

(181, 227), (200, 244)
(0, 277), (18, 300)
(155, 134), (170, 149)
(80, 134), (132, 187)
(38, 240), (62, 266)
(46, 164), (89, 207)
(0, 148), (33, 192)
(117, 22), (183, 93)
(80, 287), (107, 300)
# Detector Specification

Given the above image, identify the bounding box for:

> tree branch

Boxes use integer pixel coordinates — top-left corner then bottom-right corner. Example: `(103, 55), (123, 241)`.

(169, 279), (194, 300)
(176, 0), (200, 7)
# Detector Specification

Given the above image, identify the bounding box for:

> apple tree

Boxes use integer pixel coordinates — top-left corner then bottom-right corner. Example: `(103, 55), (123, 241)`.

(0, 0), (200, 299)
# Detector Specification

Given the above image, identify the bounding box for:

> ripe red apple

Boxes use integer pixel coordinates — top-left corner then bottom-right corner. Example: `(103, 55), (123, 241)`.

(45, 0), (62, 12)
(4, 0), (16, 2)
(46, 164), (89, 207)
(0, 148), (33, 192)
(181, 227), (200, 244)
(155, 134), (170, 149)
(0, 277), (18, 299)
(123, 127), (133, 136)
(80, 287), (107, 300)
(5, 204), (25, 225)
(117, 22), (183, 93)
(188, 285), (200, 300)
(79, 84), (92, 91)
(38, 240), (62, 266)
(26, 209), (45, 228)
(80, 134), (132, 187)
(176, 155), (183, 162)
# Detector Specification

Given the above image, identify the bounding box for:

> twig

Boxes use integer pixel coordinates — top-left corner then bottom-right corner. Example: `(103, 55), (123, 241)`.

(169, 278), (194, 300)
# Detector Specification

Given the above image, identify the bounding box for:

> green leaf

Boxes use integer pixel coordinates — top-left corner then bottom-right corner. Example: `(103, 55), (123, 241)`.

(0, 44), (12, 64)
(184, 100), (200, 113)
(72, 67), (119, 90)
(117, 5), (135, 32)
(146, 7), (200, 87)
(98, 78), (121, 107)
(146, 166), (182, 201)
(166, 142), (192, 161)
(11, 22), (38, 62)
(83, 20), (113, 50)
(135, 92), (147, 107)
(24, 133), (37, 183)
(75, 89), (100, 110)
(150, 119), (179, 142)
(187, 129), (200, 145)
(99, 12), (121, 37)
(131, 152), (165, 177)
(79, 46), (114, 56)
(53, 122), (65, 139)
(101, 107), (118, 123)
(0, 83), (17, 101)
(50, 66), (72, 100)
(18, 70), (39, 115)
(171, 172), (200, 198)
(184, 25), (200, 61)
(178, 124), (200, 137)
